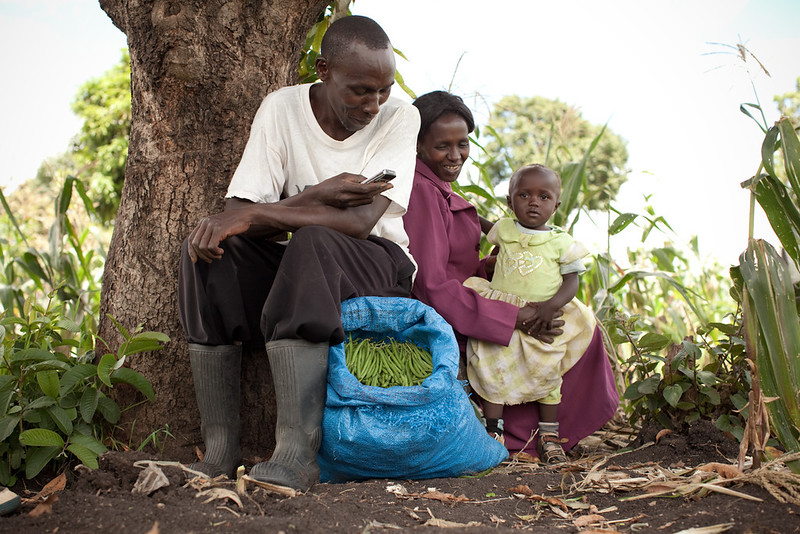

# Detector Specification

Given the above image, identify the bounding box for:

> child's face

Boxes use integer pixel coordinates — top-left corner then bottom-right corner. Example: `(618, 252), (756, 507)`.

(506, 169), (561, 230)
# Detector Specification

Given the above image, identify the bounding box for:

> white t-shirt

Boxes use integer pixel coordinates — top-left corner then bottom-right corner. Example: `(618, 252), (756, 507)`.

(226, 84), (420, 261)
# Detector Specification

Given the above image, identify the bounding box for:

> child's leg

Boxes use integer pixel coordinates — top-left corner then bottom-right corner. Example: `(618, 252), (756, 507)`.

(536, 387), (568, 463)
(483, 401), (505, 441)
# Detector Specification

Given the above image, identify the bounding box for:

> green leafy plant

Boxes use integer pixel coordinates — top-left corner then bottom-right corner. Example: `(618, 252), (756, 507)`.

(736, 114), (800, 469)
(609, 311), (749, 434)
(0, 175), (106, 325)
(0, 290), (168, 486)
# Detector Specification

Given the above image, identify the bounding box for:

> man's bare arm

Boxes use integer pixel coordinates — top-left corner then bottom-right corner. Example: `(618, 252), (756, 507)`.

(188, 188), (391, 263)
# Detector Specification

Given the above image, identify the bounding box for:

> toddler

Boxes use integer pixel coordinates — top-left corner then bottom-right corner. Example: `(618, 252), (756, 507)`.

(464, 164), (597, 463)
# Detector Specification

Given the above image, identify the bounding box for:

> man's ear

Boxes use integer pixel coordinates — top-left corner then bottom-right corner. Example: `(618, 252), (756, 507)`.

(556, 200), (562, 210)
(506, 195), (512, 210)
(315, 56), (329, 81)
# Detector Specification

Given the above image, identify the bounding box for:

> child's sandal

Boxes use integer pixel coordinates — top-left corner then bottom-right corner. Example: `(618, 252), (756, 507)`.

(537, 433), (567, 464)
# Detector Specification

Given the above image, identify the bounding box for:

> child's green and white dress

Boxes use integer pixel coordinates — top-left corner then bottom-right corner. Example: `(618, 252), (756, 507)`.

(464, 218), (596, 406)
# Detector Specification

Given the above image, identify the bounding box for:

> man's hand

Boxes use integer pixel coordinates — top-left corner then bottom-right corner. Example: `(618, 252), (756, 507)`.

(305, 172), (392, 209)
(187, 207), (253, 263)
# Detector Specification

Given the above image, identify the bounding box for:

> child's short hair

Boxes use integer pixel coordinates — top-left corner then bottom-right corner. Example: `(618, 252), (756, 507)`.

(509, 164), (561, 194)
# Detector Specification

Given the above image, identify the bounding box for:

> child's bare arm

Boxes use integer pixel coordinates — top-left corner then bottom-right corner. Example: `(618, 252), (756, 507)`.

(538, 272), (579, 322)
(520, 273), (580, 334)
(478, 215), (495, 235)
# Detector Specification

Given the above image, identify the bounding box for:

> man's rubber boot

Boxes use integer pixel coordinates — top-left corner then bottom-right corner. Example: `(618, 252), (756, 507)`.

(188, 344), (242, 478)
(249, 339), (328, 491)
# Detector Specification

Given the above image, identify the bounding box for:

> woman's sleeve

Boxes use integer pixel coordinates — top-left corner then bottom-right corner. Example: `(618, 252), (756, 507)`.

(405, 184), (518, 346)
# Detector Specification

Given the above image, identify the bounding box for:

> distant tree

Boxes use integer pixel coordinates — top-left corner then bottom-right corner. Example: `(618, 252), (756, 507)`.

(481, 95), (629, 210)
(69, 49), (132, 222)
(774, 76), (800, 124)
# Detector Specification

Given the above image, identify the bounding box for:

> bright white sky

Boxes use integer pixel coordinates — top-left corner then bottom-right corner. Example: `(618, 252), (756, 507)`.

(1, 0), (799, 267)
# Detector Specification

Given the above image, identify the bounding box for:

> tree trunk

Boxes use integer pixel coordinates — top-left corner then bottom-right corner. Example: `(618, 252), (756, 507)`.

(97, 0), (329, 462)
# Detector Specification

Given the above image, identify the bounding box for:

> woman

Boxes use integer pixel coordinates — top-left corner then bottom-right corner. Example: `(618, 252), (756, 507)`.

(403, 90), (618, 458)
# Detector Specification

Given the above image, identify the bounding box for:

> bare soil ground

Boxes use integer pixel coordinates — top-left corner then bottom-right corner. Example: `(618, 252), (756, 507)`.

(5, 419), (800, 533)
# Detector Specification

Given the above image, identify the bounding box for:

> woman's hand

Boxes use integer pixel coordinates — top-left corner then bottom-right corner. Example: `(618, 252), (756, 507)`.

(515, 304), (564, 343)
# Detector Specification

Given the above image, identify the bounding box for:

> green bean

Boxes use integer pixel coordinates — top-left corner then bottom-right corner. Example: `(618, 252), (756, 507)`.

(344, 337), (433, 387)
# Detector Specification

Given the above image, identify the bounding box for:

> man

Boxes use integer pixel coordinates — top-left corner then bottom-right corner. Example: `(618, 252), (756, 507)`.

(177, 16), (420, 491)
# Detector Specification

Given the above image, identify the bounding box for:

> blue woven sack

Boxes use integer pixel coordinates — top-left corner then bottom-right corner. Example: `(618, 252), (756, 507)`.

(318, 296), (508, 483)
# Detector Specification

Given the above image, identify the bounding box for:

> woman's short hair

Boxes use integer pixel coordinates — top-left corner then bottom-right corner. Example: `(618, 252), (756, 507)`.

(412, 91), (475, 143)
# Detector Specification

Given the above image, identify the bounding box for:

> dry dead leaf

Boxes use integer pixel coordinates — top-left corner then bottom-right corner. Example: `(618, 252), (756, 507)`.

(22, 472), (66, 504)
(28, 494), (58, 517)
(386, 483), (409, 496)
(646, 482), (681, 493)
(194, 446), (203, 461)
(529, 494), (568, 512)
(655, 429), (672, 443)
(144, 521), (160, 534)
(241, 475), (298, 497)
(510, 452), (538, 463)
(574, 513), (606, 528)
(236, 466), (247, 496)
(420, 490), (469, 503)
(696, 463), (743, 479)
(672, 523), (736, 534)
(132, 464), (170, 495)
(508, 484), (534, 496)
(424, 518), (481, 528)
(196, 488), (243, 509)
(490, 514), (506, 524)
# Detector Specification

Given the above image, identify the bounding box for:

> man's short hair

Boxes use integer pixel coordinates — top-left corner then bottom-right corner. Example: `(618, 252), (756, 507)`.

(320, 15), (391, 65)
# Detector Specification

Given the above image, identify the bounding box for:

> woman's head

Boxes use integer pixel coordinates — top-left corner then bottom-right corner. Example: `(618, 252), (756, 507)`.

(413, 91), (475, 182)
(507, 164), (562, 231)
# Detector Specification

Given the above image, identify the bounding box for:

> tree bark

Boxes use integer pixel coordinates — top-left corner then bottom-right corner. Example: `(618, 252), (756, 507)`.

(98, 0), (330, 461)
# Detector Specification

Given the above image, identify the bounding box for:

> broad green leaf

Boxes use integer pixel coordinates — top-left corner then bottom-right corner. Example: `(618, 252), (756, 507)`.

(701, 386), (721, 405)
(27, 360), (71, 373)
(55, 318), (81, 333)
(663, 384), (683, 407)
(10, 348), (60, 364)
(25, 446), (60, 480)
(0, 414), (19, 442)
(37, 371), (61, 399)
(778, 117), (800, 194)
(79, 388), (99, 423)
(637, 333), (671, 352)
(69, 433), (107, 456)
(26, 396), (56, 411)
(752, 174), (800, 268)
(608, 213), (638, 235)
(118, 338), (165, 357)
(696, 371), (718, 386)
(19, 428), (65, 448)
(637, 375), (661, 395)
(66, 443), (99, 469)
(60, 364), (97, 396)
(96, 395), (120, 424)
(46, 405), (73, 436)
(106, 314), (130, 340)
(761, 124), (779, 179)
(111, 367), (155, 402)
(622, 381), (644, 400)
(96, 353), (116, 387)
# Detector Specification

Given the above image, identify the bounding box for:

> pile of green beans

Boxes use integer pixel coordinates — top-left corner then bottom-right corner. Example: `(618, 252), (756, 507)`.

(344, 336), (434, 387)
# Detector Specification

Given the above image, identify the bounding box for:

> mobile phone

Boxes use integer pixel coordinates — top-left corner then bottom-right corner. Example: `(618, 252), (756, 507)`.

(361, 169), (397, 184)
